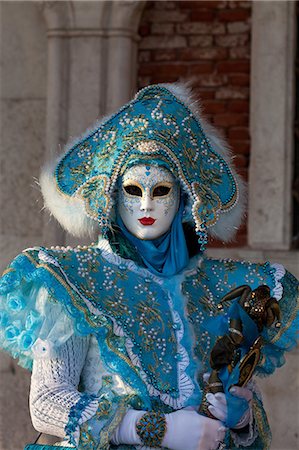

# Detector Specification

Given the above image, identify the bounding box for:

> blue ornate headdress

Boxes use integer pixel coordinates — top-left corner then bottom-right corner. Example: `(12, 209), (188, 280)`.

(40, 83), (245, 242)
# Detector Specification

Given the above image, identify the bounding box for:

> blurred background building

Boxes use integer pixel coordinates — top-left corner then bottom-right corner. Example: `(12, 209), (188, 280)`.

(0, 1), (298, 449)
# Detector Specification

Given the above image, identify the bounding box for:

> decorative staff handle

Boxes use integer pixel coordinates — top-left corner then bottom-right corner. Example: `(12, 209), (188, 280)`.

(199, 284), (281, 418)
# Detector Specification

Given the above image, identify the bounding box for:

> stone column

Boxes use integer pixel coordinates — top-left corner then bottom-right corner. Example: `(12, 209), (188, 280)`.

(248, 1), (296, 250)
(0, 3), (48, 448)
(41, 2), (71, 246)
(105, 1), (145, 114)
(0, 1), (48, 270)
(247, 4), (299, 449)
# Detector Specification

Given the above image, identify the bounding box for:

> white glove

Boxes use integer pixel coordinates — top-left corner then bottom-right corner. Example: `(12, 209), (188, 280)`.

(111, 408), (226, 450)
(206, 386), (253, 430)
(163, 409), (226, 450)
(110, 409), (144, 446)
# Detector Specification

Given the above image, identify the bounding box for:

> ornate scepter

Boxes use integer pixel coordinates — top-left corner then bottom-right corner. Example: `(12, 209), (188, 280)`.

(199, 284), (281, 418)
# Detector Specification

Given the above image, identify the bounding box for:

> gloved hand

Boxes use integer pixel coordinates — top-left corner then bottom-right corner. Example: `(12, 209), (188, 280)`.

(110, 409), (144, 446)
(206, 386), (253, 430)
(163, 409), (226, 450)
(110, 408), (226, 450)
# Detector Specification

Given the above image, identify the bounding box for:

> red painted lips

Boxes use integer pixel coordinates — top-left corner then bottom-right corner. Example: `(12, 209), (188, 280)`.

(138, 217), (156, 226)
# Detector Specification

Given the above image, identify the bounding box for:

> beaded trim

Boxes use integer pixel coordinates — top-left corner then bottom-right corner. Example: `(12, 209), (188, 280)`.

(136, 411), (167, 447)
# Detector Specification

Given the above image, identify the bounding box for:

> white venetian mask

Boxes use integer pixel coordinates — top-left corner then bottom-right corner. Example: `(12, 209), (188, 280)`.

(117, 164), (180, 240)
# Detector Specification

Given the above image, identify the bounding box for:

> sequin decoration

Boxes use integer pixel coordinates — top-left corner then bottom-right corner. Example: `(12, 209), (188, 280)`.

(136, 411), (167, 447)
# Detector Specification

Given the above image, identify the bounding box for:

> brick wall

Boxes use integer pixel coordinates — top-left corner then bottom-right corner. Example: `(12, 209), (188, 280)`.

(138, 0), (251, 247)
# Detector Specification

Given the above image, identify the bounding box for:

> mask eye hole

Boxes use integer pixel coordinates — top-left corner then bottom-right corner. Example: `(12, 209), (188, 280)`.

(123, 184), (142, 197)
(153, 185), (171, 197)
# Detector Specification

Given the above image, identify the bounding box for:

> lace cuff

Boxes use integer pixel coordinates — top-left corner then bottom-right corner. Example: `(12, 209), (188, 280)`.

(230, 383), (271, 448)
(230, 403), (257, 447)
(75, 388), (136, 450)
(65, 393), (99, 445)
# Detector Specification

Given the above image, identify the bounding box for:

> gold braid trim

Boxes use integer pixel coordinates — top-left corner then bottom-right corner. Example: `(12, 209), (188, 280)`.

(1, 267), (14, 277)
(252, 399), (271, 450)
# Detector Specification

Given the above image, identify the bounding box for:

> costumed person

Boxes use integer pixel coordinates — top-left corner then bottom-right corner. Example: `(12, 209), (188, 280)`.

(0, 83), (298, 450)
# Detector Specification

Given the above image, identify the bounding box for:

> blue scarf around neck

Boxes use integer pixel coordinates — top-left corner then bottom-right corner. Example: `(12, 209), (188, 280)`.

(116, 201), (189, 277)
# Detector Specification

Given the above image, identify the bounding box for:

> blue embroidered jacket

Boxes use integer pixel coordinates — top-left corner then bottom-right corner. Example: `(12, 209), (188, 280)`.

(0, 241), (298, 450)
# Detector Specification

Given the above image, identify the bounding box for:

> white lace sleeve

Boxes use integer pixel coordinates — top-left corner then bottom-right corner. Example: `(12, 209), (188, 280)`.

(29, 333), (98, 439)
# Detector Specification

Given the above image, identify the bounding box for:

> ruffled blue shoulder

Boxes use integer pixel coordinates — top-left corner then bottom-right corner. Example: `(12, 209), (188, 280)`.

(0, 244), (195, 409)
(1, 245), (183, 405)
(0, 247), (97, 369)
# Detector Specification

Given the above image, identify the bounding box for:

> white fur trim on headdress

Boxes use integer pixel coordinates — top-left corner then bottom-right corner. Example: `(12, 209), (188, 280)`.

(40, 83), (246, 241)
(40, 160), (98, 238)
(40, 115), (112, 238)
